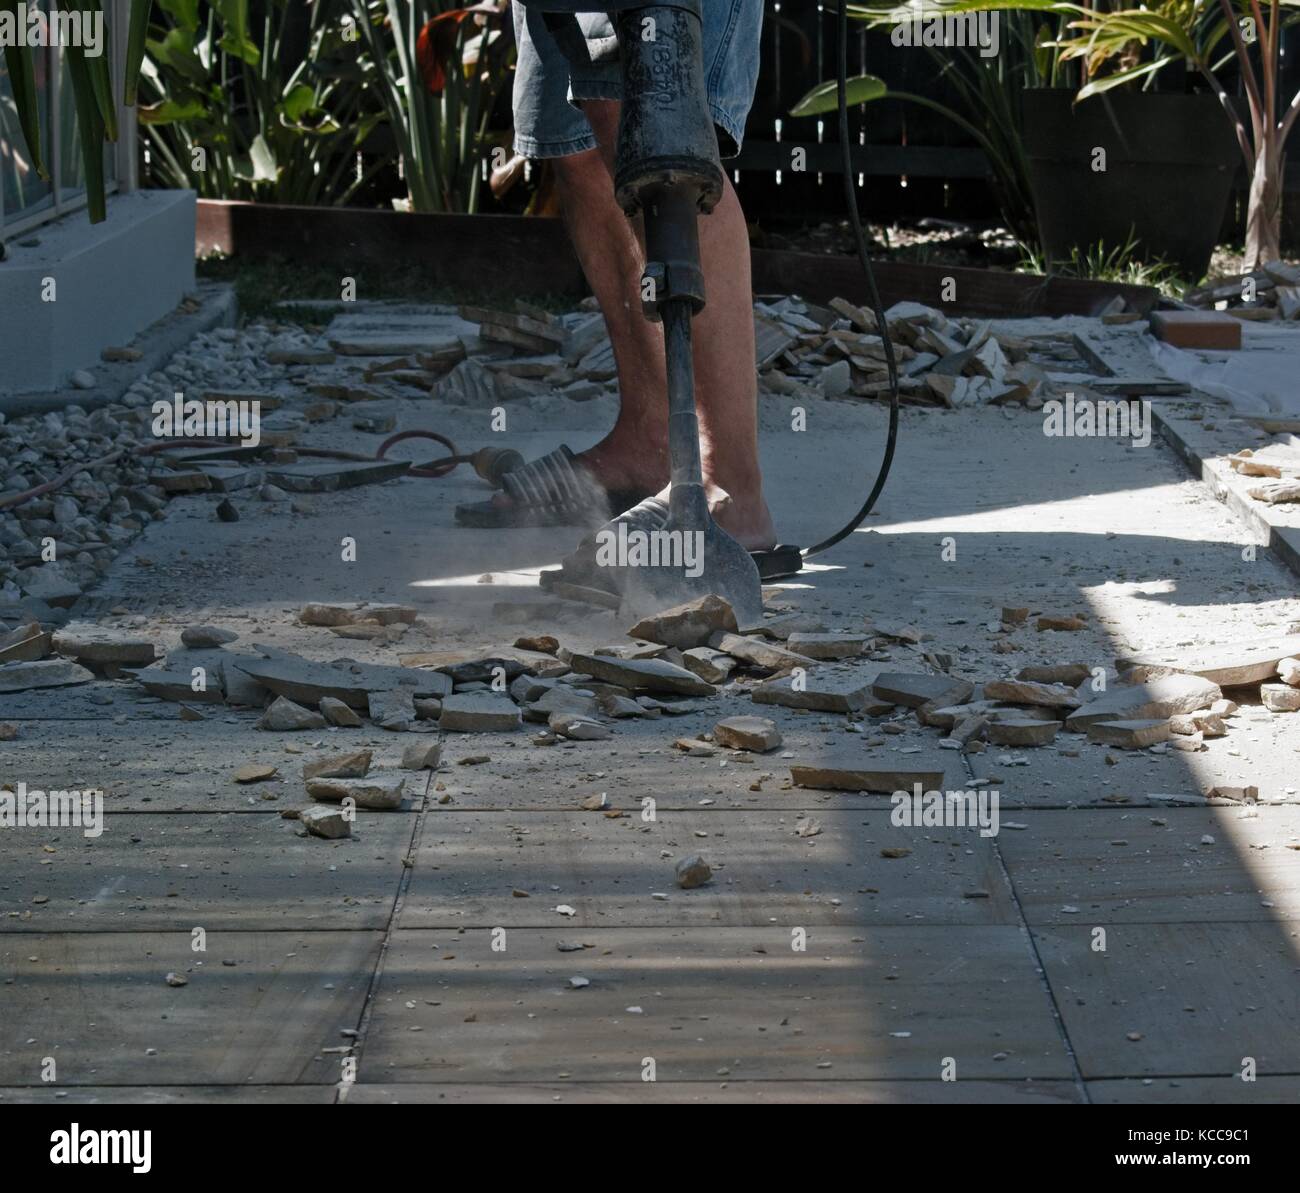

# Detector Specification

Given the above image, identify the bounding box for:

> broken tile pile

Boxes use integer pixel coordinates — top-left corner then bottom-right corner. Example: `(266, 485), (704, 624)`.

(447, 296), (1081, 411)
(1184, 260), (1300, 320)
(1229, 444), (1300, 505)
(754, 296), (1065, 409)
(7, 594), (1298, 827)
(432, 301), (614, 407)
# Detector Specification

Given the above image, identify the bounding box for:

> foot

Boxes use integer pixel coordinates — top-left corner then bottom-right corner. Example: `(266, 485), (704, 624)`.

(489, 425), (669, 513)
(655, 479), (777, 553)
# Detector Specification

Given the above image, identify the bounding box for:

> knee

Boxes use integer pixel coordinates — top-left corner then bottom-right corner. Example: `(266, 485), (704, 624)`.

(554, 146), (606, 186)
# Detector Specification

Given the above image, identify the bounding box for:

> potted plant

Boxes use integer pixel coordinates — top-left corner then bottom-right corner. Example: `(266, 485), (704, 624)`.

(795, 1), (1289, 280)
(1018, 82), (1240, 280)
(1019, 0), (1297, 270)
(974, 0), (1264, 277)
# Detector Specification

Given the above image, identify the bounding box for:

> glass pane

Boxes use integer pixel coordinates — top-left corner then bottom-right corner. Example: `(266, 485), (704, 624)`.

(59, 47), (84, 200)
(0, 15), (54, 221)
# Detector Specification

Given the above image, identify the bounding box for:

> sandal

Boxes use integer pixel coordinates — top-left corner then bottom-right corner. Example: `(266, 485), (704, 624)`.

(454, 445), (652, 529)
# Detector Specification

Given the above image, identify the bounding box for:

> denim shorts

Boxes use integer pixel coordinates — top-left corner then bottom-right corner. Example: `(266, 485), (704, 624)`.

(511, 0), (763, 160)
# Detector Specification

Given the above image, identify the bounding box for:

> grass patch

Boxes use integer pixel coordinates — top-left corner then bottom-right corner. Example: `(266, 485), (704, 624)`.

(1016, 233), (1187, 298)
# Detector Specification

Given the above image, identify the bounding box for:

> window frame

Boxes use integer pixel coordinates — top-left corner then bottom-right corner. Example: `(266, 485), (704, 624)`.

(0, 0), (136, 238)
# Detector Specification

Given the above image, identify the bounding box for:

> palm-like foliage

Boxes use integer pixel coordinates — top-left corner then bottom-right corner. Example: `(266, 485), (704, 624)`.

(2, 0), (512, 222)
(348, 0), (511, 213)
(136, 0), (386, 205)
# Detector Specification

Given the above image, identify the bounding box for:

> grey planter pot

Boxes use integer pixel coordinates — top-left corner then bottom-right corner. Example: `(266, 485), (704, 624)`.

(1023, 89), (1241, 280)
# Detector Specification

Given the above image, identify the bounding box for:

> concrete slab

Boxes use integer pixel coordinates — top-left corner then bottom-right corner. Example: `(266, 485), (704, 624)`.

(998, 807), (1300, 924)
(0, 1085), (336, 1104)
(0, 931), (381, 1085)
(967, 723), (1300, 808)
(1088, 1076), (1300, 1104)
(9, 309), (1300, 1102)
(400, 810), (1016, 929)
(0, 719), (424, 813)
(0, 813), (415, 931)
(394, 712), (946, 812)
(787, 743), (964, 795)
(359, 926), (1072, 1083)
(0, 684), (170, 721)
(344, 1079), (1082, 1104)
(1032, 924), (1300, 1079)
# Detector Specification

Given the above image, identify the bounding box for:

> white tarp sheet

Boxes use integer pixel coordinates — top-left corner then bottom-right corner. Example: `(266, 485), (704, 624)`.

(1149, 325), (1300, 416)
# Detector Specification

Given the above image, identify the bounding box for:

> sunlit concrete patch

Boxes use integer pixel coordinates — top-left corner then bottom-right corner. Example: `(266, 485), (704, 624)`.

(0, 931), (381, 1085)
(1172, 708), (1300, 805)
(1032, 924), (1300, 1079)
(998, 807), (1300, 924)
(399, 810), (1016, 930)
(359, 926), (1072, 1083)
(343, 1079), (1082, 1104)
(0, 813), (415, 932)
(411, 569), (551, 591)
(876, 484), (1210, 541)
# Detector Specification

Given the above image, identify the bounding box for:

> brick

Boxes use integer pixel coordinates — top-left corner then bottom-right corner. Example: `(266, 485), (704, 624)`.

(986, 718), (1059, 747)
(1085, 719), (1172, 749)
(712, 716), (782, 753)
(1149, 310), (1242, 350)
(872, 672), (974, 709)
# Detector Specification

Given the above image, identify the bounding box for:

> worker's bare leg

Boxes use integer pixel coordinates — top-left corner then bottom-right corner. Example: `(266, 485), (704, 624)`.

(550, 135), (671, 500)
(579, 100), (773, 550)
(498, 100), (775, 551)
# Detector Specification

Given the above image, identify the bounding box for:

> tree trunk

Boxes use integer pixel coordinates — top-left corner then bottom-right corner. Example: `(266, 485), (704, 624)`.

(1244, 140), (1284, 269)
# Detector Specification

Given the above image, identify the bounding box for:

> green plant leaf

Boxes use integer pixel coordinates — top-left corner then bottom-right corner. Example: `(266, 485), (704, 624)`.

(153, 29), (209, 84)
(248, 133), (277, 181)
(62, 42), (107, 222)
(280, 83), (318, 123)
(58, 0), (118, 142)
(1075, 55), (1172, 100)
(353, 111), (383, 149)
(211, 0), (261, 66)
(124, 0), (152, 107)
(157, 0), (199, 32)
(791, 73), (887, 118)
(138, 97), (209, 124)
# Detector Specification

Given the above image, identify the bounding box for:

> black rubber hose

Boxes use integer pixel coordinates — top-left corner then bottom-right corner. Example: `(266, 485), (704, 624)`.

(800, 0), (900, 559)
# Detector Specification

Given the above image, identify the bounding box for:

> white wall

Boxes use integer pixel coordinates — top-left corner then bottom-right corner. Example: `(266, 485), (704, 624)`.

(0, 189), (196, 399)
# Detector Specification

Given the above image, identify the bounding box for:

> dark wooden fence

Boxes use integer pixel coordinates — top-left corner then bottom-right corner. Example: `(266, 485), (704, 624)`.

(731, 3), (1300, 242)
(732, 3), (1002, 226)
